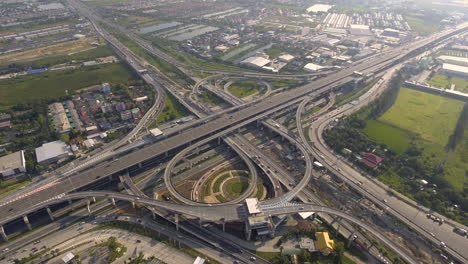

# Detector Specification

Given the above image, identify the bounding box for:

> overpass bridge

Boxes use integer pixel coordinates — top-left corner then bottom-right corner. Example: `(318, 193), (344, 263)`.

(0, 21), (465, 227)
(0, 190), (419, 264)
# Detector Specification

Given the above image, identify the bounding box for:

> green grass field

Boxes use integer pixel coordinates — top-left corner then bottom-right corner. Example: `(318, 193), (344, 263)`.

(405, 15), (441, 35)
(0, 63), (136, 107)
(443, 131), (468, 191)
(428, 74), (468, 93)
(225, 179), (249, 198)
(153, 92), (190, 126)
(379, 88), (464, 146)
(228, 80), (261, 98)
(362, 120), (412, 154)
(363, 87), (466, 191)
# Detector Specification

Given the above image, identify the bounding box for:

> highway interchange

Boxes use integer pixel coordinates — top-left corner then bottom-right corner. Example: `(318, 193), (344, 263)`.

(1, 1), (468, 263)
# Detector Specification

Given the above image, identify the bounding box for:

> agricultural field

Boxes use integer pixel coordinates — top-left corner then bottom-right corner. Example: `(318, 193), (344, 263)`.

(362, 120), (412, 154)
(0, 37), (98, 65)
(428, 74), (468, 93)
(378, 88), (464, 146)
(0, 63), (136, 107)
(362, 87), (466, 191)
(404, 14), (442, 35)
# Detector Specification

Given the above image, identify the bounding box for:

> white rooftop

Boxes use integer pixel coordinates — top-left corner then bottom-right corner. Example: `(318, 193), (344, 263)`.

(245, 198), (261, 214)
(298, 212), (315, 219)
(304, 63), (324, 72)
(242, 56), (271, 68)
(35, 140), (71, 164)
(438, 55), (468, 63)
(150, 128), (163, 137)
(307, 4), (333, 13)
(62, 252), (75, 263)
(443, 63), (468, 74)
(193, 256), (206, 264)
(278, 54), (295, 62)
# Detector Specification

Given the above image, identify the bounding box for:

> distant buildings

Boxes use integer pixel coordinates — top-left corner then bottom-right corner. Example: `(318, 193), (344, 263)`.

(307, 4), (334, 13)
(35, 140), (72, 165)
(102, 83), (111, 94)
(241, 56), (271, 68)
(49, 102), (72, 133)
(438, 56), (468, 67)
(0, 151), (26, 179)
(315, 232), (335, 255)
(441, 63), (468, 79)
(304, 63), (324, 72)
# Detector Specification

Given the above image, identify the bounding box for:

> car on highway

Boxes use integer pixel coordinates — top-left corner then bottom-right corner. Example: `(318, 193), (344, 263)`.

(440, 242), (447, 248)
(250, 256), (257, 261)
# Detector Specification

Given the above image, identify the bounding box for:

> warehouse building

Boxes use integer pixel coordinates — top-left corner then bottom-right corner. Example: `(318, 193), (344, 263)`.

(241, 56), (271, 68)
(438, 56), (468, 67)
(0, 151), (26, 179)
(304, 63), (324, 72)
(441, 63), (468, 79)
(35, 140), (72, 165)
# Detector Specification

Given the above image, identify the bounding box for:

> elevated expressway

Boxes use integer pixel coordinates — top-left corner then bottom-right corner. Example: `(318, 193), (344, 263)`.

(6, 190), (420, 264)
(0, 21), (465, 225)
(0, 17), (466, 264)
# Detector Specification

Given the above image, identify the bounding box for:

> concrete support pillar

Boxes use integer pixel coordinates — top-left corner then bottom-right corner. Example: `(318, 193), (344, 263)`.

(222, 221), (226, 232)
(119, 176), (124, 183)
(347, 232), (356, 247)
(165, 151), (169, 157)
(175, 214), (179, 232)
(0, 226), (8, 241)
(151, 209), (156, 220)
(68, 199), (74, 211)
(132, 201), (136, 208)
(87, 199), (92, 215)
(256, 120), (260, 127)
(245, 221), (251, 241)
(217, 137), (221, 145)
(199, 217), (202, 228)
(138, 162), (143, 168)
(108, 175), (113, 181)
(92, 197), (96, 203)
(23, 215), (32, 231)
(46, 207), (54, 221)
(109, 198), (116, 208)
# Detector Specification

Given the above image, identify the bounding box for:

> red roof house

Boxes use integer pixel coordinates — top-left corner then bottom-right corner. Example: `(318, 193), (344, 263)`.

(360, 152), (383, 169)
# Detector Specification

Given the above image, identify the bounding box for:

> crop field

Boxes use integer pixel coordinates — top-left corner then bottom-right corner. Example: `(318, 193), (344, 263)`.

(362, 120), (412, 154)
(0, 37), (97, 65)
(378, 88), (464, 146)
(363, 87), (466, 191)
(0, 63), (136, 106)
(428, 74), (468, 93)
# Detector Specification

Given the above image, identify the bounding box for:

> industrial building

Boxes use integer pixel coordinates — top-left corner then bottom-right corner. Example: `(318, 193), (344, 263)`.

(438, 55), (468, 67)
(0, 151), (26, 179)
(441, 63), (468, 79)
(35, 140), (72, 165)
(241, 56), (271, 68)
(307, 4), (333, 13)
(349, 24), (373, 36)
(304, 63), (324, 72)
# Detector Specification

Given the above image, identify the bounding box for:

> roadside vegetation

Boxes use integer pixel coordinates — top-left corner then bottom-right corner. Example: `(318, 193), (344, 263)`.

(152, 92), (190, 127)
(324, 73), (468, 225)
(228, 80), (262, 98)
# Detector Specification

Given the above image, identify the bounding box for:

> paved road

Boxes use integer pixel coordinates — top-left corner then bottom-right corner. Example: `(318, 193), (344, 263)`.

(308, 68), (468, 263)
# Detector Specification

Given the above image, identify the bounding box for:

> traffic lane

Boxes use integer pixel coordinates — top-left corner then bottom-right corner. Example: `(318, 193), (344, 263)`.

(312, 103), (468, 260)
